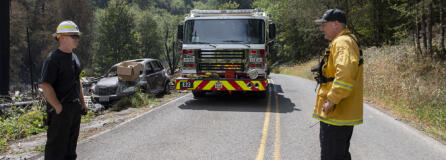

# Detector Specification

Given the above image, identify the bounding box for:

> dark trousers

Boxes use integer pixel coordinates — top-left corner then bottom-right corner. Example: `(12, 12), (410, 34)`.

(320, 121), (354, 160)
(45, 102), (81, 160)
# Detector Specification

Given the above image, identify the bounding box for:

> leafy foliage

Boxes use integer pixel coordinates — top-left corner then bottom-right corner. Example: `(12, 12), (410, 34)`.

(0, 105), (47, 153)
(253, 0), (445, 63)
(111, 89), (154, 111)
(92, 0), (139, 74)
(218, 0), (240, 9)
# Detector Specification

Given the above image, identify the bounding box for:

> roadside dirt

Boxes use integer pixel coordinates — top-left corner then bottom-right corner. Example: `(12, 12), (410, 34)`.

(0, 91), (188, 160)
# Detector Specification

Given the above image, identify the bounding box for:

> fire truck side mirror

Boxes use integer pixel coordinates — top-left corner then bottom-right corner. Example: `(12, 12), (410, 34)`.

(177, 24), (184, 41)
(269, 23), (276, 39)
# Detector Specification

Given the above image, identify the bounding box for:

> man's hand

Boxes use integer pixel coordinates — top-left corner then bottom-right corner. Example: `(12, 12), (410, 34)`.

(80, 100), (88, 115)
(41, 82), (63, 115)
(323, 99), (335, 113)
(79, 79), (88, 115)
(81, 102), (87, 110)
(55, 104), (63, 115)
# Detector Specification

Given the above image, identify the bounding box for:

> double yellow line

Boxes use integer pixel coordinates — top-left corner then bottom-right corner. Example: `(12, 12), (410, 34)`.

(256, 79), (281, 160)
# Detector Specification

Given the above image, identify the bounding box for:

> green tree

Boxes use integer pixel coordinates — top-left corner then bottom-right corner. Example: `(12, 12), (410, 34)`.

(253, 0), (327, 63)
(218, 0), (239, 9)
(136, 9), (163, 59)
(92, 0), (139, 74)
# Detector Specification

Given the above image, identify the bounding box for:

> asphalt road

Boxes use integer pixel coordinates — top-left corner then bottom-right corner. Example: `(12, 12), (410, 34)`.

(76, 74), (446, 160)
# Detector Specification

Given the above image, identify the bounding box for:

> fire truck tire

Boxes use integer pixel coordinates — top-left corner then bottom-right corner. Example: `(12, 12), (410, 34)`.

(192, 91), (205, 98)
(257, 91), (267, 99)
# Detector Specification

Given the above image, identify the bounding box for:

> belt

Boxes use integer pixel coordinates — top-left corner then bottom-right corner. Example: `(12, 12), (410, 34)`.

(66, 98), (80, 103)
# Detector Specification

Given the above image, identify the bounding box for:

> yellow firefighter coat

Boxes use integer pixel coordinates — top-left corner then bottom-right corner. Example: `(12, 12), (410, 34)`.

(313, 28), (363, 126)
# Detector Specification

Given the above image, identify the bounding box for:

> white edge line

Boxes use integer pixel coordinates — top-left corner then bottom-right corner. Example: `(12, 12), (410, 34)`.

(79, 93), (191, 144)
(35, 93), (191, 160)
(364, 103), (446, 153)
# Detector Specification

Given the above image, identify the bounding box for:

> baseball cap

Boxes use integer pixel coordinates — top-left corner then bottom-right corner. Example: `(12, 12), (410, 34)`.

(314, 9), (346, 24)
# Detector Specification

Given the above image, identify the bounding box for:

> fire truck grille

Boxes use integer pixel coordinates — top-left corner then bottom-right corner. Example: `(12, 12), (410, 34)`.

(199, 50), (245, 59)
(198, 63), (244, 71)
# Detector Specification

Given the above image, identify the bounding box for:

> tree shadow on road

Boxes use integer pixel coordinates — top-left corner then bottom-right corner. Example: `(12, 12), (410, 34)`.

(178, 84), (298, 113)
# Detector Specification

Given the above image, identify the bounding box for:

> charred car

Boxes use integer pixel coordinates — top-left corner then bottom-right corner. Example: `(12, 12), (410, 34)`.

(91, 58), (171, 104)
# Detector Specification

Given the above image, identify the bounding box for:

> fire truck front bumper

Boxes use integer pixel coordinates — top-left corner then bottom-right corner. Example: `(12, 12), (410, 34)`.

(175, 79), (268, 91)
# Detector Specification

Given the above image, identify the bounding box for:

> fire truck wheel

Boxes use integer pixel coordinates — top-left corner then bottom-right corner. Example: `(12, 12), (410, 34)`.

(257, 91), (267, 99)
(192, 91), (205, 99)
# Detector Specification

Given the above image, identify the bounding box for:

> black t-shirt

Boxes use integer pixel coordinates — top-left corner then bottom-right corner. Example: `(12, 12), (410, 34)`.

(40, 49), (83, 102)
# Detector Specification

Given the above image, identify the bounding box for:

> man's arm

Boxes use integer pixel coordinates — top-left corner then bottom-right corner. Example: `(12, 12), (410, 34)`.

(40, 82), (63, 114)
(79, 79), (87, 110)
(327, 39), (360, 105)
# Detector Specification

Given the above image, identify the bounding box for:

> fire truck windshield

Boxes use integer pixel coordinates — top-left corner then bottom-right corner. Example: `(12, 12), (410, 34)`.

(184, 19), (265, 44)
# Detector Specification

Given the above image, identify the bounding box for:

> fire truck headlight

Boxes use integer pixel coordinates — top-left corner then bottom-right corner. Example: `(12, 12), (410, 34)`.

(248, 69), (259, 79)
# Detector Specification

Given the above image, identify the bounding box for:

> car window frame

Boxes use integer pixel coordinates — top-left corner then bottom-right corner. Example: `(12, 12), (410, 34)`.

(145, 62), (154, 75)
(156, 61), (164, 70)
(151, 61), (162, 72)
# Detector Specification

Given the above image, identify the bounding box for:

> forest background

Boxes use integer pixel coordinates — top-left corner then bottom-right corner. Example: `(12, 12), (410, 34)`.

(8, 0), (445, 88)
(7, 0), (446, 140)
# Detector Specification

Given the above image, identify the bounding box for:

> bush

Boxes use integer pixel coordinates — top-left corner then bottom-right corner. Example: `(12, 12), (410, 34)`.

(110, 90), (154, 111)
(0, 105), (47, 153)
(364, 44), (446, 140)
(81, 110), (95, 123)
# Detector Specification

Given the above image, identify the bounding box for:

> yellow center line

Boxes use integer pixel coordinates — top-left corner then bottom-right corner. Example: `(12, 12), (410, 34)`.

(273, 91), (281, 160)
(255, 81), (272, 160)
(256, 79), (281, 160)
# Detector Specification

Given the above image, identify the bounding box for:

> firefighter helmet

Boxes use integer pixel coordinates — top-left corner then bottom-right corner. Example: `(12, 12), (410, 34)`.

(53, 20), (81, 37)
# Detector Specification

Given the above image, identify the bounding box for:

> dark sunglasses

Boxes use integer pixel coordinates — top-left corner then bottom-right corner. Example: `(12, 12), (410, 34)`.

(65, 35), (80, 39)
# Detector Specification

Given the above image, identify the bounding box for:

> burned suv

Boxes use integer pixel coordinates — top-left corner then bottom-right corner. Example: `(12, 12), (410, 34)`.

(92, 59), (171, 103)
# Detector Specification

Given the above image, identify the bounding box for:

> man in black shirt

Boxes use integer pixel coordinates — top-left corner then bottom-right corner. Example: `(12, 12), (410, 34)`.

(40, 20), (87, 160)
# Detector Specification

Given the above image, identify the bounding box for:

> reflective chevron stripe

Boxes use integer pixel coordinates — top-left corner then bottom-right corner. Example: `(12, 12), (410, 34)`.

(333, 80), (353, 91)
(313, 114), (362, 126)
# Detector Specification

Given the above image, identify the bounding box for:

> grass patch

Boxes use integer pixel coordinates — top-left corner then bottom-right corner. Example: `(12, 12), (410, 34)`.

(33, 145), (45, 152)
(81, 110), (95, 123)
(364, 44), (446, 141)
(0, 105), (47, 153)
(272, 58), (319, 80)
(110, 90), (154, 111)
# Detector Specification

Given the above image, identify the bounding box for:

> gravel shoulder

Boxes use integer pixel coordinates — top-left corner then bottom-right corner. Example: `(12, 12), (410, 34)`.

(0, 91), (188, 160)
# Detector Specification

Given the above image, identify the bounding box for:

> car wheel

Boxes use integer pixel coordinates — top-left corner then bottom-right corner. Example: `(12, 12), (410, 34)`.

(163, 82), (171, 95)
(143, 84), (152, 94)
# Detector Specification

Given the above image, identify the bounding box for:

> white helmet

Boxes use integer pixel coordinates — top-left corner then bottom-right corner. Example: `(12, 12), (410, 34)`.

(54, 20), (81, 36)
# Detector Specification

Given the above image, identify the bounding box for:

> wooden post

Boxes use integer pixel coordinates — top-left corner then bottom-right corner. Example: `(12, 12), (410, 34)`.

(0, 0), (10, 97)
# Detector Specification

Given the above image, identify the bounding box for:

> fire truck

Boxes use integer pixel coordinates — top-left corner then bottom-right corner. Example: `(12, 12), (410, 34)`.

(175, 8), (276, 98)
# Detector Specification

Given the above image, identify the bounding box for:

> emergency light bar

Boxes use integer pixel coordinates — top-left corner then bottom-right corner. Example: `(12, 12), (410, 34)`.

(190, 8), (265, 17)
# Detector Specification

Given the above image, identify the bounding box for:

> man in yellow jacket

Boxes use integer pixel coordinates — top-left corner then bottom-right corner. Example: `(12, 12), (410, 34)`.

(314, 9), (363, 160)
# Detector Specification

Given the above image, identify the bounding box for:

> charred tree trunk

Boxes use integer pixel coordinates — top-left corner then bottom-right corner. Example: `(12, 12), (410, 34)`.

(26, 27), (35, 98)
(415, 1), (422, 55)
(421, 0), (427, 54)
(171, 34), (176, 75)
(427, 1), (433, 56)
(372, 0), (379, 46)
(377, 0), (384, 45)
(344, 0), (350, 27)
(0, 0), (10, 97)
(164, 23), (174, 75)
(440, 0), (445, 56)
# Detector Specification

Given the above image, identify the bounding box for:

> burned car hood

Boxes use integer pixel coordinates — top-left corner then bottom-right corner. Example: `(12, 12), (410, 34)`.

(96, 77), (119, 87)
